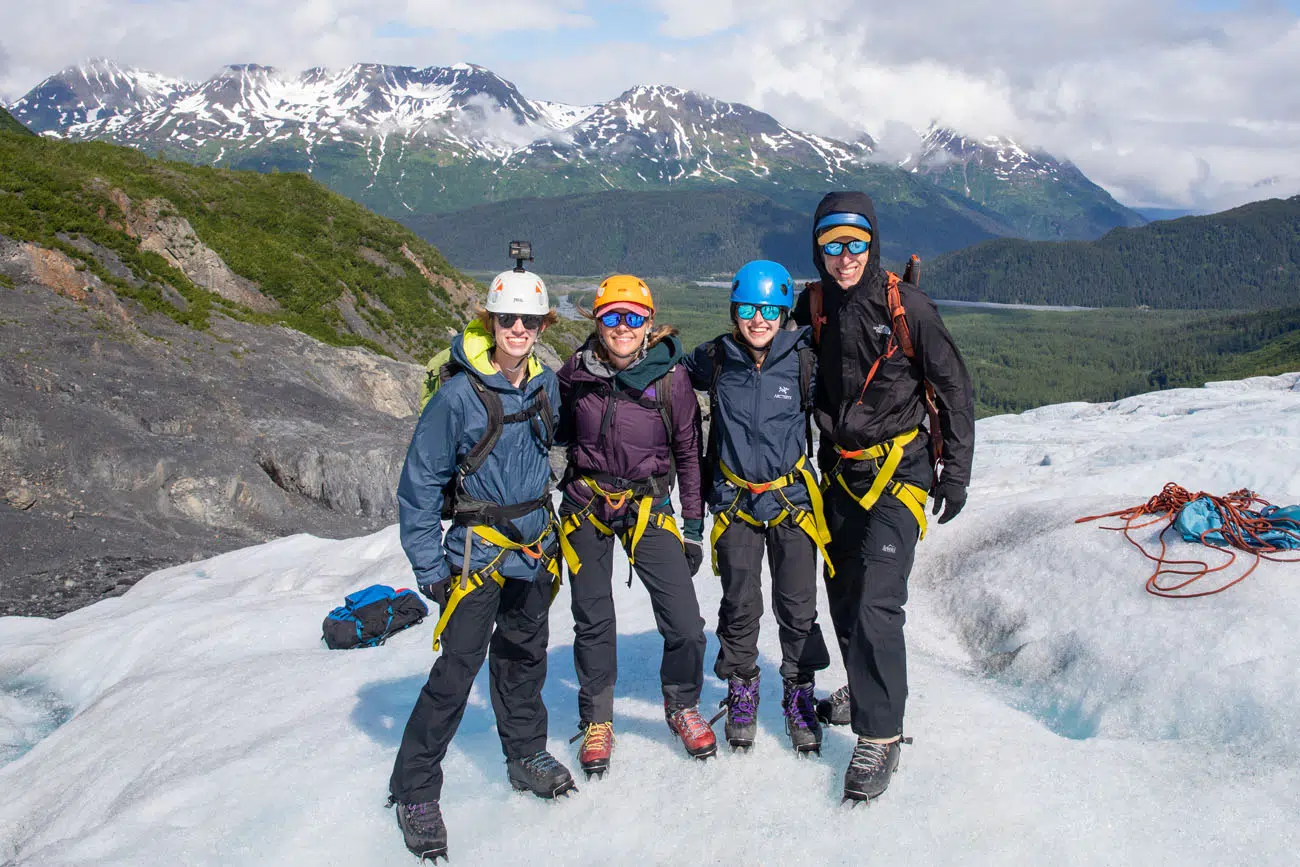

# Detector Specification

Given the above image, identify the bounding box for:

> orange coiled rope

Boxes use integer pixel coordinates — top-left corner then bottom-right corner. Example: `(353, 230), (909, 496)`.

(1076, 483), (1300, 598)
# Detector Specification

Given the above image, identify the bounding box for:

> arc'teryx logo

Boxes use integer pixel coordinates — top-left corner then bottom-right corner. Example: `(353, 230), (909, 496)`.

(774, 385), (794, 400)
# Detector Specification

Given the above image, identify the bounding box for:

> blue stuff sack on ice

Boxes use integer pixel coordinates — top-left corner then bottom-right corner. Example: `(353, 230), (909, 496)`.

(1173, 497), (1300, 550)
(322, 584), (428, 649)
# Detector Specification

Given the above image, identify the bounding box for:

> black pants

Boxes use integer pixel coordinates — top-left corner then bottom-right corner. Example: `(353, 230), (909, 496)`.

(389, 576), (551, 804)
(823, 486), (920, 740)
(713, 518), (830, 683)
(567, 519), (706, 723)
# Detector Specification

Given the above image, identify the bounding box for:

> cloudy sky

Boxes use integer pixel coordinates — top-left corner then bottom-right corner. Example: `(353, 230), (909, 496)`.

(2, 0), (1298, 211)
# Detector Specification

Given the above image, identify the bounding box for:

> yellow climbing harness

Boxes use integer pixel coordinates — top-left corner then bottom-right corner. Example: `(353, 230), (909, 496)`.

(710, 455), (835, 577)
(431, 520), (563, 651)
(558, 476), (682, 578)
(825, 427), (930, 540)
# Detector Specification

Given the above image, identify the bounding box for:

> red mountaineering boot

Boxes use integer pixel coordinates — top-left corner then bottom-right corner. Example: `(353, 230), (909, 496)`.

(665, 703), (718, 760)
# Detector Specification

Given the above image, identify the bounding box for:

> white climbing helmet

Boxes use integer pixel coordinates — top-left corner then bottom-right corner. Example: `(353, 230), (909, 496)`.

(485, 269), (550, 315)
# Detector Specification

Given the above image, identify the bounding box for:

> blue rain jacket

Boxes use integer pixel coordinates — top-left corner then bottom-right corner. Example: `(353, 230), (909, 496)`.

(684, 327), (818, 523)
(397, 319), (561, 585)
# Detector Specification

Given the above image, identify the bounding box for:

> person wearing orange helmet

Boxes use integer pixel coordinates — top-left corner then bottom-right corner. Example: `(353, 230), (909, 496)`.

(556, 274), (716, 777)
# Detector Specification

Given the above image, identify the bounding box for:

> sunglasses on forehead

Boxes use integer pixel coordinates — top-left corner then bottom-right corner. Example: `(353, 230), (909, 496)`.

(821, 239), (870, 257)
(597, 310), (648, 329)
(492, 312), (545, 331)
(734, 303), (783, 322)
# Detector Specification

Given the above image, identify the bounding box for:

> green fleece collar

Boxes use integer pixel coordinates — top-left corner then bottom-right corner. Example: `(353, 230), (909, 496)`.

(462, 318), (544, 382)
(614, 334), (684, 392)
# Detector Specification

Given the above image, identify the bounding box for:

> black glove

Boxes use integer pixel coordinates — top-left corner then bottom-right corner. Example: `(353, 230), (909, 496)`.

(930, 477), (968, 525)
(418, 578), (451, 610)
(683, 540), (705, 577)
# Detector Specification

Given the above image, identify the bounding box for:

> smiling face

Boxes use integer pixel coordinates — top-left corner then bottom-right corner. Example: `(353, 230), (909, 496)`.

(824, 234), (870, 289)
(491, 313), (543, 366)
(596, 310), (650, 370)
(735, 307), (779, 349)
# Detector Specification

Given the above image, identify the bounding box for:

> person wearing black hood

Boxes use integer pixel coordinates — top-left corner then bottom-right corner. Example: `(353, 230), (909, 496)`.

(791, 191), (975, 803)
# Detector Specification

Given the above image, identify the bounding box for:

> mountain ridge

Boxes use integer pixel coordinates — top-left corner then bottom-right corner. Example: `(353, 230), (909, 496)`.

(8, 59), (1144, 244)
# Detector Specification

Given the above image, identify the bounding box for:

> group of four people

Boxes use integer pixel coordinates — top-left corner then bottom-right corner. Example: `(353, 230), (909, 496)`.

(386, 191), (976, 862)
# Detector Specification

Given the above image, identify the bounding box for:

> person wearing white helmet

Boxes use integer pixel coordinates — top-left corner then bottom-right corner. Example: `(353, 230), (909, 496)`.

(389, 265), (572, 862)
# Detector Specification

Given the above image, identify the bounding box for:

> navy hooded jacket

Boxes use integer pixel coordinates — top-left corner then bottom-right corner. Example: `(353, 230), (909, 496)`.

(684, 327), (817, 523)
(397, 319), (560, 586)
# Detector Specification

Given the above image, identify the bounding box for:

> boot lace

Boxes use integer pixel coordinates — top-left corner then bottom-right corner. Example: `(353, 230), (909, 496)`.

(828, 684), (851, 707)
(401, 801), (444, 834)
(724, 679), (760, 726)
(581, 721), (613, 754)
(670, 707), (713, 741)
(784, 682), (818, 730)
(848, 738), (892, 773)
(519, 750), (565, 777)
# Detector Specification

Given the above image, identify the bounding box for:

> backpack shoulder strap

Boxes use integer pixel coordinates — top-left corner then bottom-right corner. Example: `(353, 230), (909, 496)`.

(457, 374), (505, 478)
(655, 368), (677, 449)
(796, 345), (816, 458)
(885, 272), (915, 360)
(805, 281), (825, 346)
(706, 336), (726, 402)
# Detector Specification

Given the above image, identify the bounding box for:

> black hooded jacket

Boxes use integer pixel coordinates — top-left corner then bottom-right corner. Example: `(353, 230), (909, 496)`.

(791, 191), (975, 487)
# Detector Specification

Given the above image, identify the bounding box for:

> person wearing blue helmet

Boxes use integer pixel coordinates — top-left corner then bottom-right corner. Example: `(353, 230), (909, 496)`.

(683, 259), (832, 754)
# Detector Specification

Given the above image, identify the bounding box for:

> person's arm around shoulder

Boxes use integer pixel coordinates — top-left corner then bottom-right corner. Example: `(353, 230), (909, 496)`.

(682, 339), (716, 392)
(397, 383), (464, 592)
(906, 293), (975, 523)
(670, 365), (706, 575)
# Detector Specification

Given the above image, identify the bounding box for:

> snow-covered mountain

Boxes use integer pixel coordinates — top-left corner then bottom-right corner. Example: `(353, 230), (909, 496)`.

(6, 59), (1143, 240)
(3, 373), (1299, 863)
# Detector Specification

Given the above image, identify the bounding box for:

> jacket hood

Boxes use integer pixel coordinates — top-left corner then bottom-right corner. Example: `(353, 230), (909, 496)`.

(812, 191), (882, 294)
(451, 317), (545, 391)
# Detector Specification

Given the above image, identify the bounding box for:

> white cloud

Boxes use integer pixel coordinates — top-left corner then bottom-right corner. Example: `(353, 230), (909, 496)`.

(3, 1), (1298, 210)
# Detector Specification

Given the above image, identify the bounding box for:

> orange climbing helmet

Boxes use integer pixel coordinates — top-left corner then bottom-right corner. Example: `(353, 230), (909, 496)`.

(593, 274), (654, 314)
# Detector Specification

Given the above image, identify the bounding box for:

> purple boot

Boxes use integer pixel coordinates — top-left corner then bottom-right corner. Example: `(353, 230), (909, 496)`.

(782, 679), (823, 754)
(716, 672), (761, 750)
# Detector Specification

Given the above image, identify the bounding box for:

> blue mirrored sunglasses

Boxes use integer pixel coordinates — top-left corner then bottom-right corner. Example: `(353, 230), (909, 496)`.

(598, 310), (647, 329)
(735, 303), (783, 322)
(821, 239), (870, 257)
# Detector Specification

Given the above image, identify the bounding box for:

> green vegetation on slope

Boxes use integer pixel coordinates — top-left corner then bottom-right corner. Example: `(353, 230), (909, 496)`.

(404, 187), (1001, 279)
(615, 280), (1300, 416)
(926, 195), (1300, 309)
(0, 129), (468, 358)
(0, 107), (36, 137)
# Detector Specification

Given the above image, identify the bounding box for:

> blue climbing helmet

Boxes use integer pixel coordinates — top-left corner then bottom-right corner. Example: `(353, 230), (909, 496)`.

(730, 260), (795, 308)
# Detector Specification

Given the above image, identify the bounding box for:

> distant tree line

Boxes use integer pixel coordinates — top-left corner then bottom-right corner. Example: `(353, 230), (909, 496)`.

(926, 196), (1300, 309)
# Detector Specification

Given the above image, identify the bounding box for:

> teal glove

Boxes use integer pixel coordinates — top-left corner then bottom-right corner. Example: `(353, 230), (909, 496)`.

(682, 518), (705, 543)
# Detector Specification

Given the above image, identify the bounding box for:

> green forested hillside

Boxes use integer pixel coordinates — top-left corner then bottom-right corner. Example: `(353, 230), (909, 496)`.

(0, 127), (473, 357)
(925, 196), (1300, 309)
(623, 281), (1300, 416)
(405, 188), (1002, 278)
(0, 107), (35, 137)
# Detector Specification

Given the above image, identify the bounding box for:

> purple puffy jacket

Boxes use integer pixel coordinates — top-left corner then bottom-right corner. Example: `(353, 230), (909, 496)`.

(557, 334), (703, 524)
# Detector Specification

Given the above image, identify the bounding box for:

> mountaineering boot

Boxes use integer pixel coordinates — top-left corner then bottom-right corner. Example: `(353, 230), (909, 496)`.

(718, 672), (761, 750)
(506, 750), (578, 799)
(816, 684), (851, 726)
(392, 799), (449, 863)
(576, 721), (615, 778)
(842, 737), (901, 803)
(665, 703), (718, 760)
(782, 679), (823, 754)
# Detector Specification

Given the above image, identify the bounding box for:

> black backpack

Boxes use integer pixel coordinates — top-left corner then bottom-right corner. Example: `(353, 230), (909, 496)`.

(435, 360), (556, 521)
(322, 585), (428, 649)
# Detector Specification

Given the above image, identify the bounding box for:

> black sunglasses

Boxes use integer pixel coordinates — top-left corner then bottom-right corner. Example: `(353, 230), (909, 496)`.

(492, 312), (545, 331)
